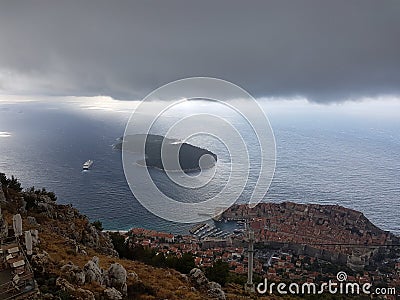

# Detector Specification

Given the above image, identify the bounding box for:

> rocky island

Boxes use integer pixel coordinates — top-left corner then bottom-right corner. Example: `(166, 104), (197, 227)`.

(114, 134), (217, 172)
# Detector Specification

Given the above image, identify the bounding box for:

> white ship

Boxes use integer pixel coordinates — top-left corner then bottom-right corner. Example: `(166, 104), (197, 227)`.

(83, 160), (94, 170)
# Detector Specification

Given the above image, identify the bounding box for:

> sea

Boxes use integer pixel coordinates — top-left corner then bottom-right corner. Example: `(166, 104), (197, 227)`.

(0, 98), (399, 235)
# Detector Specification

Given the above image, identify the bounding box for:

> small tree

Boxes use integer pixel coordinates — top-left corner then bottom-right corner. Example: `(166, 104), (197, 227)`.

(91, 220), (104, 231)
(24, 193), (38, 210)
(0, 173), (22, 192)
(175, 253), (195, 274)
(205, 260), (230, 286)
(8, 175), (22, 192)
(0, 172), (7, 186)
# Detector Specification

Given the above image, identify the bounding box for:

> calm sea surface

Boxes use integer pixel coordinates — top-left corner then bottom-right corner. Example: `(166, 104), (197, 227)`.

(0, 100), (399, 235)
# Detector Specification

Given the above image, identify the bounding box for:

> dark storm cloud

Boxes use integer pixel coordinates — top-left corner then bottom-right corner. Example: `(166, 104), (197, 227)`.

(0, 0), (399, 102)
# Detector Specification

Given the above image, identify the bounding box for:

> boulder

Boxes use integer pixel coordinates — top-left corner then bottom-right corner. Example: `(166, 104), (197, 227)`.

(104, 287), (123, 300)
(76, 288), (95, 300)
(61, 261), (85, 285)
(189, 268), (225, 300)
(31, 251), (51, 274)
(83, 256), (103, 284)
(207, 282), (225, 300)
(104, 263), (128, 296)
(189, 268), (208, 286)
(37, 201), (55, 218)
(81, 223), (100, 248)
(27, 216), (37, 225)
(56, 277), (95, 300)
(56, 277), (76, 293)
(208, 281), (222, 290)
(128, 271), (139, 282)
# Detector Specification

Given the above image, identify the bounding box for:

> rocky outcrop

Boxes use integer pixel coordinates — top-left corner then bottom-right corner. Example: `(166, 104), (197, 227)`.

(31, 251), (52, 275)
(207, 281), (226, 300)
(189, 268), (225, 300)
(189, 268), (208, 286)
(0, 175), (210, 300)
(24, 191), (118, 256)
(61, 262), (86, 286)
(59, 257), (129, 297)
(56, 277), (95, 300)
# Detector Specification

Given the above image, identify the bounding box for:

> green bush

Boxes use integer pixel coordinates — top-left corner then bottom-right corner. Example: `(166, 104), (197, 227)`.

(91, 220), (104, 231)
(109, 232), (195, 273)
(0, 173), (22, 192)
(205, 260), (230, 286)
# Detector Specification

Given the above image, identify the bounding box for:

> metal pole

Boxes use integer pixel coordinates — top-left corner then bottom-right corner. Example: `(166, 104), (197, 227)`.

(245, 221), (255, 293)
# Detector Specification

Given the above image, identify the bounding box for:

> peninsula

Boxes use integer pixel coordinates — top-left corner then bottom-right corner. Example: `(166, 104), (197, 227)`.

(1, 172), (399, 299)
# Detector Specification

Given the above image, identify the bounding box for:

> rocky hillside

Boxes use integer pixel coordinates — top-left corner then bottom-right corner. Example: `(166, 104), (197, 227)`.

(0, 175), (227, 300)
(1, 174), (375, 300)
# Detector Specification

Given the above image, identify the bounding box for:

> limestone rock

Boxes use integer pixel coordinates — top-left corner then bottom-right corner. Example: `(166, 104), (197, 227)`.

(104, 287), (123, 300)
(56, 277), (76, 293)
(83, 256), (103, 284)
(61, 261), (85, 285)
(76, 288), (95, 300)
(207, 282), (225, 300)
(27, 216), (38, 225)
(37, 201), (55, 218)
(128, 271), (139, 282)
(104, 263), (128, 296)
(56, 277), (95, 300)
(189, 268), (225, 300)
(208, 281), (222, 290)
(189, 268), (208, 286)
(180, 273), (189, 283)
(31, 251), (51, 274)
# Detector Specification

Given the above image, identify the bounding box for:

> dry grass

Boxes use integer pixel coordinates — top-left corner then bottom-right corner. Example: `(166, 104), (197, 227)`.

(21, 212), (206, 299)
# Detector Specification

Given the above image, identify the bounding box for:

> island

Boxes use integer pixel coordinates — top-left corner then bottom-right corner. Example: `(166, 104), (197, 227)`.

(113, 134), (217, 172)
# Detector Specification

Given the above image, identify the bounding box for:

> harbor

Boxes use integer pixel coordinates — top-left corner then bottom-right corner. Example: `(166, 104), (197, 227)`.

(189, 219), (247, 241)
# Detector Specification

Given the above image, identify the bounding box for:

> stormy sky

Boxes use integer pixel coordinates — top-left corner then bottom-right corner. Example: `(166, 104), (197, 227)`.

(0, 0), (399, 103)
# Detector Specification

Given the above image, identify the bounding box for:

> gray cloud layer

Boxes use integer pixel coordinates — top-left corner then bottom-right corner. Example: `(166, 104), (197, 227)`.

(0, 0), (399, 102)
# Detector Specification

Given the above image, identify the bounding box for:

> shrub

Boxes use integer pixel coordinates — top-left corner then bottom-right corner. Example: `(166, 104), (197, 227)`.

(91, 220), (104, 231)
(205, 260), (230, 286)
(0, 173), (22, 192)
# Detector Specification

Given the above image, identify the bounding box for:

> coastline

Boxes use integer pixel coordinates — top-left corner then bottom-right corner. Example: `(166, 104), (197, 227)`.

(101, 201), (400, 239)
